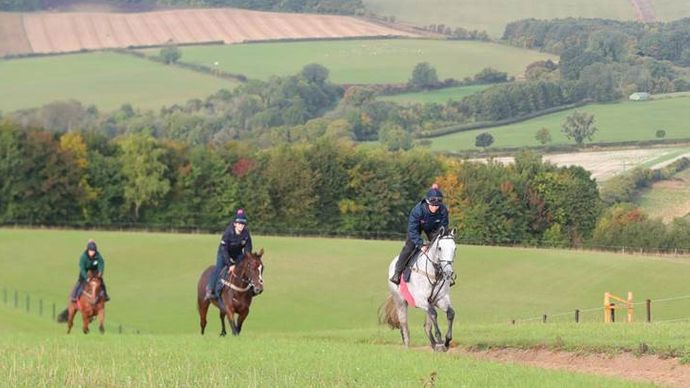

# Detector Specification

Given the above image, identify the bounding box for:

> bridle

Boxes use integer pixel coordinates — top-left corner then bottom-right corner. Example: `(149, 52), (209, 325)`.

(412, 230), (457, 303)
(221, 263), (263, 293)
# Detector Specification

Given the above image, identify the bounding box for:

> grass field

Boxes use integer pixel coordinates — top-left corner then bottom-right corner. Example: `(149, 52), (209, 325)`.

(427, 97), (690, 152)
(363, 0), (637, 37)
(2, 228), (690, 385)
(637, 168), (690, 222)
(146, 39), (554, 84)
(380, 84), (492, 104)
(0, 52), (237, 113)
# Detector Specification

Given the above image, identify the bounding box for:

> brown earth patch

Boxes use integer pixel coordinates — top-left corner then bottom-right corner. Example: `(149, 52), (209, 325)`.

(454, 347), (690, 387)
(0, 13), (33, 56)
(1, 8), (419, 57)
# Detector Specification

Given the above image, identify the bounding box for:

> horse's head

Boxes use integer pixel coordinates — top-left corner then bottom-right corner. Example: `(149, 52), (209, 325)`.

(429, 228), (457, 280)
(84, 270), (102, 304)
(236, 249), (265, 296)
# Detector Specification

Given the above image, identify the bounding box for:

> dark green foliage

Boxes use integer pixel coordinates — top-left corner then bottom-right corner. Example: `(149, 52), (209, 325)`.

(561, 111), (597, 146)
(656, 129), (666, 139)
(473, 68), (508, 84)
(474, 132), (494, 148)
(159, 43), (181, 64)
(409, 62), (439, 90)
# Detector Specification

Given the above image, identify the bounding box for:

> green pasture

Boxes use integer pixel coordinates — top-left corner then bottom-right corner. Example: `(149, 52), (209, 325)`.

(427, 97), (690, 152)
(363, 0), (638, 37)
(3, 228), (690, 385)
(380, 84), (491, 104)
(148, 39), (554, 84)
(0, 52), (236, 113)
(637, 168), (690, 222)
(653, 0), (690, 22)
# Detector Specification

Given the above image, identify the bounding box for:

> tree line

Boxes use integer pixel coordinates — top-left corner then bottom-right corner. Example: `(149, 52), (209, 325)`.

(503, 18), (690, 67)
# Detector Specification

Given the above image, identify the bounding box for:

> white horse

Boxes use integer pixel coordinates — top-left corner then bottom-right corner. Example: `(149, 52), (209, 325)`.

(379, 228), (457, 351)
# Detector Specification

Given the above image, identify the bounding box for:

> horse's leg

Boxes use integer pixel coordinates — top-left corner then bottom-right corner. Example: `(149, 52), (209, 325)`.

(198, 298), (210, 335)
(228, 310), (239, 336)
(98, 306), (105, 334)
(219, 311), (227, 337)
(236, 309), (249, 335)
(424, 308), (441, 349)
(393, 295), (410, 347)
(81, 308), (90, 334)
(66, 304), (76, 334)
(437, 296), (455, 349)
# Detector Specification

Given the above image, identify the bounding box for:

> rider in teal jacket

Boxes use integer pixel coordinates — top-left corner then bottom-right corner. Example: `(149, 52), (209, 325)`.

(70, 240), (110, 302)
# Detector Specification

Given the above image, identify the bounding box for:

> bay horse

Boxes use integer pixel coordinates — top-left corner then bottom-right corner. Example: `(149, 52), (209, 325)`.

(63, 270), (106, 334)
(196, 249), (264, 336)
(379, 228), (457, 351)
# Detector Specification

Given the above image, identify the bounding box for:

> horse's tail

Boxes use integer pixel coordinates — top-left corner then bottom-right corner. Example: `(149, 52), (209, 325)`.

(56, 308), (68, 323)
(378, 295), (400, 329)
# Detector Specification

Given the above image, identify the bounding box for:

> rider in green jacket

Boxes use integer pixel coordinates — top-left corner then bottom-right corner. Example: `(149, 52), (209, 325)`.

(69, 240), (110, 302)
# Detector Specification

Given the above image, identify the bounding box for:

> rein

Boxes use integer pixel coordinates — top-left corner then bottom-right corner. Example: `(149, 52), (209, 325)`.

(411, 235), (456, 304)
(220, 268), (253, 293)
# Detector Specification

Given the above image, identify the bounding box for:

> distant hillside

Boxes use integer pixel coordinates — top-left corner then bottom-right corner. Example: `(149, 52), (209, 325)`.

(0, 8), (416, 57)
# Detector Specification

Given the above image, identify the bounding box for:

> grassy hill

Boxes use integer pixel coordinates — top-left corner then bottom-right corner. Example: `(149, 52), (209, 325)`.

(379, 84), (491, 104)
(5, 228), (688, 385)
(149, 39), (554, 84)
(637, 168), (690, 222)
(0, 51), (237, 112)
(427, 97), (690, 152)
(363, 0), (638, 37)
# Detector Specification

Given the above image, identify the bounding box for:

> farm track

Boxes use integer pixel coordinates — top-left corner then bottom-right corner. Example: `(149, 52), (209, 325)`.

(0, 9), (417, 56)
(630, 0), (656, 22)
(455, 347), (690, 387)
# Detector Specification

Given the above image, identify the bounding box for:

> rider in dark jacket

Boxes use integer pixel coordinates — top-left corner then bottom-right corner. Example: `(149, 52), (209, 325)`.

(70, 240), (110, 302)
(205, 209), (253, 300)
(390, 184), (449, 285)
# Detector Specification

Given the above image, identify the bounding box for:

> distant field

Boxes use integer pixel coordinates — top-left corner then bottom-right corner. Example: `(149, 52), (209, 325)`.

(637, 168), (690, 222)
(379, 84), (491, 104)
(363, 0), (637, 37)
(0, 9), (414, 56)
(428, 97), (690, 152)
(653, 0), (690, 21)
(0, 52), (236, 112)
(153, 39), (554, 84)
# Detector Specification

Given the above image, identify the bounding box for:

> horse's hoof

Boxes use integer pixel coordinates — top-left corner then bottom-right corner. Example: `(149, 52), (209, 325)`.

(433, 344), (448, 352)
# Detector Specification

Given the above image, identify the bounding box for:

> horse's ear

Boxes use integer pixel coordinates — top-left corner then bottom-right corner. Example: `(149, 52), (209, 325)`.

(257, 248), (264, 258)
(450, 228), (456, 237)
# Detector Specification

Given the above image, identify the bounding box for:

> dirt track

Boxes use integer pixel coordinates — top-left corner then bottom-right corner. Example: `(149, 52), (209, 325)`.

(456, 347), (690, 387)
(630, 0), (656, 22)
(0, 9), (418, 56)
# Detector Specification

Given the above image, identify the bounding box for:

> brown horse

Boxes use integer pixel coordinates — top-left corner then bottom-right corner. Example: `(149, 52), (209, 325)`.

(65, 270), (106, 334)
(197, 249), (264, 336)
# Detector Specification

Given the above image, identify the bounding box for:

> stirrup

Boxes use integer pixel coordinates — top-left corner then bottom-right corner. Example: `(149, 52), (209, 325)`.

(389, 273), (401, 285)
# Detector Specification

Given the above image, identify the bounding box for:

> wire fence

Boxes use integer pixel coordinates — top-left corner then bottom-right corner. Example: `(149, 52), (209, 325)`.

(1, 286), (141, 335)
(3, 222), (690, 257)
(510, 293), (690, 325)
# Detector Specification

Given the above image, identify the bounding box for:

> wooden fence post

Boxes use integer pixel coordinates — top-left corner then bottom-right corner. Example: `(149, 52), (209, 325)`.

(575, 309), (580, 323)
(542, 314), (547, 323)
(646, 299), (651, 323)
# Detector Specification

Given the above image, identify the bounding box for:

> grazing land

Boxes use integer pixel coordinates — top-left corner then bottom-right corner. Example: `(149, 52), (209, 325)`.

(379, 84), (492, 104)
(363, 0), (638, 37)
(0, 51), (237, 112)
(428, 97), (690, 152)
(157, 39), (553, 84)
(637, 168), (690, 222)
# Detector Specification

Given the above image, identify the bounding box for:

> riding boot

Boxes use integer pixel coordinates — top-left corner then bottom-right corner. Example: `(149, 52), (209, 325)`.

(390, 240), (417, 285)
(70, 281), (82, 302)
(101, 281), (111, 302)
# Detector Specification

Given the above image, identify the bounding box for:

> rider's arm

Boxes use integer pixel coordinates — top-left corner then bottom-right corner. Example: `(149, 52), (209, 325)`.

(243, 231), (253, 254)
(96, 252), (105, 276)
(79, 252), (89, 279)
(441, 206), (449, 229)
(407, 204), (424, 248)
(219, 225), (233, 262)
